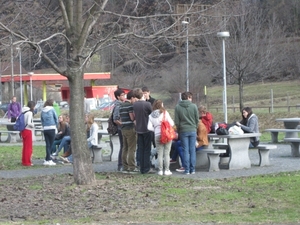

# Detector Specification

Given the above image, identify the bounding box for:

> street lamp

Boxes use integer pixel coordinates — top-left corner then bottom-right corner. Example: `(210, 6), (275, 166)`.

(16, 47), (23, 107)
(182, 19), (189, 92)
(217, 31), (230, 123)
(28, 72), (34, 101)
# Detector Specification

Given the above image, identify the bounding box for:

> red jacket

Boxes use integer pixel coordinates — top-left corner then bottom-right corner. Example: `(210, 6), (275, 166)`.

(201, 112), (213, 133)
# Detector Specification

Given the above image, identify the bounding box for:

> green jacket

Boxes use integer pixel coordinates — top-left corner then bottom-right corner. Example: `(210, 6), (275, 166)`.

(174, 100), (199, 133)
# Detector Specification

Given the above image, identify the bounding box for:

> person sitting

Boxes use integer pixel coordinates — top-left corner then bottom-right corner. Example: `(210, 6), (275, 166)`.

(198, 105), (213, 133)
(86, 114), (99, 149)
(170, 133), (185, 172)
(53, 113), (71, 157)
(236, 107), (260, 147)
(196, 118), (209, 151)
(51, 114), (69, 155)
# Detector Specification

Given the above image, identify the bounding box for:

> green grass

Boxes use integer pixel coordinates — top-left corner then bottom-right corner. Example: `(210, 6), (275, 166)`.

(0, 145), (46, 170)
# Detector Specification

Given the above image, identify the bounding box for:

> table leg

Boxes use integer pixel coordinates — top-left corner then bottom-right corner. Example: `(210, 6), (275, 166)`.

(290, 142), (300, 157)
(228, 138), (251, 170)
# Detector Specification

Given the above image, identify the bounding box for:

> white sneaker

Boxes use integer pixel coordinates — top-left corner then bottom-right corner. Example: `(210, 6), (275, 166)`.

(48, 160), (56, 166)
(157, 170), (163, 176)
(43, 160), (56, 166)
(164, 170), (172, 176)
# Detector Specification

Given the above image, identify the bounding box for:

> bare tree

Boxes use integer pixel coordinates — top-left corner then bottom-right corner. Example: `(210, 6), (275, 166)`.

(0, 0), (229, 185)
(206, 1), (284, 111)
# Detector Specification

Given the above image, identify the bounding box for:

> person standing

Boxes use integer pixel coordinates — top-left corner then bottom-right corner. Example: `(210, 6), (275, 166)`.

(113, 89), (126, 171)
(142, 86), (156, 150)
(41, 99), (58, 166)
(119, 90), (138, 173)
(133, 88), (153, 174)
(147, 100), (174, 176)
(7, 96), (21, 122)
(21, 101), (36, 166)
(174, 92), (199, 175)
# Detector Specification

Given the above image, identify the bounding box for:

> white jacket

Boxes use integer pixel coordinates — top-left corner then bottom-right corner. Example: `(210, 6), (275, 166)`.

(22, 107), (34, 131)
(147, 109), (174, 136)
(87, 122), (99, 147)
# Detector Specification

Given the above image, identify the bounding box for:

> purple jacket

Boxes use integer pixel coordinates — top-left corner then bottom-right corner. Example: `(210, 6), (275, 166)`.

(8, 102), (21, 119)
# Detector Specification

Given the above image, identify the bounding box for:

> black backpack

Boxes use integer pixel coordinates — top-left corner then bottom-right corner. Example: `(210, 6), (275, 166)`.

(107, 108), (118, 135)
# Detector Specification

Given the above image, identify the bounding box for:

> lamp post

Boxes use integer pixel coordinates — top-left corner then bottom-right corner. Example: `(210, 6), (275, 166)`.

(182, 19), (189, 92)
(28, 72), (34, 101)
(16, 47), (23, 107)
(217, 31), (230, 123)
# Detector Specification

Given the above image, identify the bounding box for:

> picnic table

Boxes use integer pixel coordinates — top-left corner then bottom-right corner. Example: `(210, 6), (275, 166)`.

(0, 120), (19, 143)
(208, 133), (261, 170)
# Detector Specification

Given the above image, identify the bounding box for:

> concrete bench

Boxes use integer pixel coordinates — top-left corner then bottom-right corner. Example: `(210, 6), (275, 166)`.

(0, 130), (20, 143)
(284, 138), (300, 157)
(212, 143), (228, 149)
(265, 129), (300, 143)
(196, 149), (226, 172)
(256, 145), (277, 166)
(34, 127), (44, 141)
(91, 145), (103, 163)
(110, 134), (120, 161)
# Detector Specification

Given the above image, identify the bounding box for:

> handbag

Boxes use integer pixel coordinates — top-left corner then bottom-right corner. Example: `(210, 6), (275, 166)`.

(160, 111), (175, 144)
(228, 125), (244, 135)
(216, 127), (229, 135)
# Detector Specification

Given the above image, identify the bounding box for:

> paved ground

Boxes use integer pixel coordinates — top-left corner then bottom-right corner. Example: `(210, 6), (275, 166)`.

(1, 140), (299, 180)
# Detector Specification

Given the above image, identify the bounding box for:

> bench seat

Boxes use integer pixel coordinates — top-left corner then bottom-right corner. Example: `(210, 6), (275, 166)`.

(265, 129), (300, 143)
(0, 130), (20, 143)
(212, 143), (228, 149)
(284, 138), (300, 157)
(256, 144), (277, 166)
(196, 149), (226, 172)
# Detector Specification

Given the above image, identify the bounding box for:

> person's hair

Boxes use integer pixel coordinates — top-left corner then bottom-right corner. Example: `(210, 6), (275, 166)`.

(27, 101), (35, 112)
(86, 114), (95, 130)
(181, 92), (192, 100)
(198, 105), (207, 114)
(114, 89), (125, 99)
(240, 107), (253, 125)
(133, 88), (143, 99)
(141, 86), (150, 92)
(58, 114), (67, 131)
(126, 90), (134, 100)
(152, 99), (165, 113)
(44, 99), (54, 107)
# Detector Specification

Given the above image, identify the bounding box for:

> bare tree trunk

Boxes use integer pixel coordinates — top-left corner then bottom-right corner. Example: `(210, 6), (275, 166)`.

(69, 68), (95, 185)
(239, 77), (244, 111)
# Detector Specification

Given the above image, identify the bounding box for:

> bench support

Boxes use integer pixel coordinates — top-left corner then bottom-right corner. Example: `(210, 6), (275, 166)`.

(0, 131), (19, 143)
(196, 149), (226, 171)
(290, 142), (300, 157)
(110, 135), (120, 161)
(91, 145), (103, 163)
(207, 153), (222, 171)
(257, 145), (277, 166)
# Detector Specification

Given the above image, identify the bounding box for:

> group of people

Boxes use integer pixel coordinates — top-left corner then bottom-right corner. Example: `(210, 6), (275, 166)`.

(7, 88), (259, 172)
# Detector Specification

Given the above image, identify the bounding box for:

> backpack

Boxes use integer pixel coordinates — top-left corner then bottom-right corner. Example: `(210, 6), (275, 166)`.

(13, 111), (29, 131)
(160, 111), (175, 144)
(107, 108), (118, 135)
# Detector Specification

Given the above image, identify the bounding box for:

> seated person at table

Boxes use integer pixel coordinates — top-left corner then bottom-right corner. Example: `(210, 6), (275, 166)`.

(198, 105), (213, 133)
(235, 107), (260, 147)
(196, 118), (209, 151)
(51, 114), (70, 155)
(170, 133), (185, 172)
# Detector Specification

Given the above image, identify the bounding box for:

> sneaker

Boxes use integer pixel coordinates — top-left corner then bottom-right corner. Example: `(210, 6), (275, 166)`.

(43, 160), (49, 166)
(164, 170), (172, 176)
(122, 170), (129, 174)
(47, 160), (56, 166)
(146, 168), (156, 174)
(158, 170), (163, 176)
(60, 157), (70, 164)
(52, 152), (58, 156)
(191, 171), (195, 175)
(129, 168), (140, 174)
(184, 172), (190, 175)
(170, 159), (177, 164)
(176, 167), (185, 172)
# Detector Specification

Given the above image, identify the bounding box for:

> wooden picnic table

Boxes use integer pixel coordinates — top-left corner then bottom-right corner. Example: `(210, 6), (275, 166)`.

(208, 133), (261, 170)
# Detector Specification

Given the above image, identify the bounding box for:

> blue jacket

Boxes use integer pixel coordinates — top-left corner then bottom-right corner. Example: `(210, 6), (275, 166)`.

(41, 106), (58, 130)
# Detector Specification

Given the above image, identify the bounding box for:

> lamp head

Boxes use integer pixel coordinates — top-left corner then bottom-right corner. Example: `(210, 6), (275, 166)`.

(182, 20), (189, 25)
(217, 31), (230, 38)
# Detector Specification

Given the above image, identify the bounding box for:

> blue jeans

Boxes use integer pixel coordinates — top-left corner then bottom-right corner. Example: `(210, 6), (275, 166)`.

(44, 129), (56, 161)
(57, 136), (71, 153)
(180, 132), (196, 173)
(171, 140), (185, 168)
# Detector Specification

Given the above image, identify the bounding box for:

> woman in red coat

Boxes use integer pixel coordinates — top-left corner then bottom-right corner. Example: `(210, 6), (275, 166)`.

(198, 105), (213, 133)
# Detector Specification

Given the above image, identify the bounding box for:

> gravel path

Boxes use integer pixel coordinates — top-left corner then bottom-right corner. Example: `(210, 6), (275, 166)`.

(1, 142), (299, 179)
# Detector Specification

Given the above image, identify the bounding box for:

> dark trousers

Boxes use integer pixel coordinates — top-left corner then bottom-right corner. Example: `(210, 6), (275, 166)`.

(118, 129), (123, 167)
(137, 132), (152, 174)
(44, 129), (56, 161)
